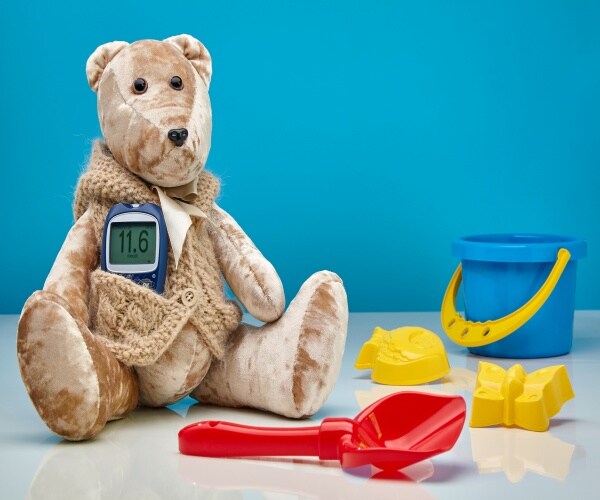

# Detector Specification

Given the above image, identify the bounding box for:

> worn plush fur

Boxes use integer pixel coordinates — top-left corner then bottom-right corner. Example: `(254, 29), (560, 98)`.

(17, 35), (348, 440)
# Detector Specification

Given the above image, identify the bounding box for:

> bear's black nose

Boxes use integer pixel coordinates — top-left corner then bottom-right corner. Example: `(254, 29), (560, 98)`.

(168, 128), (188, 147)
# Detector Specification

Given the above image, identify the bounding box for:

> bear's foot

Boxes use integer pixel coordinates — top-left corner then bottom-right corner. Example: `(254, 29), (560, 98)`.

(193, 270), (348, 418)
(17, 291), (138, 440)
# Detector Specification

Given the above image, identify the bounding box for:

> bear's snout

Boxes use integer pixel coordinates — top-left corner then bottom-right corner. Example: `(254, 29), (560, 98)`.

(168, 128), (189, 147)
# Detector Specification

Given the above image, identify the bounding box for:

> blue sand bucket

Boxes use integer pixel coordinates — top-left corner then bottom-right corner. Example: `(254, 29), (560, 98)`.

(441, 234), (587, 358)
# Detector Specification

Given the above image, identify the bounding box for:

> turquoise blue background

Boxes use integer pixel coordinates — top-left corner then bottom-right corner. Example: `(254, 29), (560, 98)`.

(1, 1), (598, 314)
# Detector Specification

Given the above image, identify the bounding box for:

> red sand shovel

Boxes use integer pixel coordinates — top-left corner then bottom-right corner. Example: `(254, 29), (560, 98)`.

(179, 392), (466, 471)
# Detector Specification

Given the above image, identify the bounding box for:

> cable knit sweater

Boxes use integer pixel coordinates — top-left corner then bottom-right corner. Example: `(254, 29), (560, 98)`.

(74, 141), (242, 366)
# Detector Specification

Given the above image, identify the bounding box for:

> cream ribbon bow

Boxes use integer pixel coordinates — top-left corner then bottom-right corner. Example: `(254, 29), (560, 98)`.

(153, 183), (210, 269)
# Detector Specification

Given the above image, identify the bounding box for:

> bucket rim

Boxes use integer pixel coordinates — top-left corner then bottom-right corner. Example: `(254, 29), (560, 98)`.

(452, 233), (587, 262)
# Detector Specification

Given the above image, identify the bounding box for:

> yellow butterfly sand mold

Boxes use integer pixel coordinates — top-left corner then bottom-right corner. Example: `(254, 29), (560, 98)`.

(470, 361), (574, 432)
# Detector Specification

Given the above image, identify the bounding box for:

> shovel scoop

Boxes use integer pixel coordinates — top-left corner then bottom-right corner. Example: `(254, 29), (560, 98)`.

(179, 392), (466, 471)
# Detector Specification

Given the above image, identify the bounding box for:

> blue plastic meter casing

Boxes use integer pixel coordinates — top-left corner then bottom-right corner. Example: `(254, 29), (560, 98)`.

(101, 203), (169, 293)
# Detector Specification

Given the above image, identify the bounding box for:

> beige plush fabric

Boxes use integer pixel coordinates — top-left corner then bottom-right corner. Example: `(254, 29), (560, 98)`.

(88, 37), (212, 188)
(43, 208), (98, 325)
(194, 271), (348, 418)
(18, 290), (138, 440)
(136, 322), (212, 407)
(208, 205), (285, 323)
(75, 142), (242, 365)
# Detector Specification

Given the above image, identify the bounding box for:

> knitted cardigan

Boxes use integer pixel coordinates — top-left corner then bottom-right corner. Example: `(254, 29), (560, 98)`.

(74, 141), (242, 366)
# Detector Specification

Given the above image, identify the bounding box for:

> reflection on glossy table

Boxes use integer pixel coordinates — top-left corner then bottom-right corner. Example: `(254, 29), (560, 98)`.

(1, 312), (599, 499)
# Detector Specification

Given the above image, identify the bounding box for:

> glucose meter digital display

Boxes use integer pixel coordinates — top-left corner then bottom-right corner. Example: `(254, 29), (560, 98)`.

(109, 221), (157, 265)
(101, 203), (168, 293)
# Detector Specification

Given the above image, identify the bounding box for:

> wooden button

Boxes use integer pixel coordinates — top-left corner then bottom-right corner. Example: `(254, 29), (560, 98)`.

(181, 288), (197, 307)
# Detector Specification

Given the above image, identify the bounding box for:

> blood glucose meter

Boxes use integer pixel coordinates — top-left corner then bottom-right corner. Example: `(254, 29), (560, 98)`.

(101, 203), (168, 293)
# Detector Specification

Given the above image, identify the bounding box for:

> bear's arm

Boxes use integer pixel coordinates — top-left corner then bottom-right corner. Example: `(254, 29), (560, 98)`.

(208, 204), (285, 323)
(43, 208), (99, 325)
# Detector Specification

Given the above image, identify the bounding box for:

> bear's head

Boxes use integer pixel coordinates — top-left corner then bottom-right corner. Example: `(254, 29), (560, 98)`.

(86, 35), (212, 188)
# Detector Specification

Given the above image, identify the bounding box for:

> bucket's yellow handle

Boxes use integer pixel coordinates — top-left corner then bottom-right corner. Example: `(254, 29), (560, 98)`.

(441, 248), (571, 347)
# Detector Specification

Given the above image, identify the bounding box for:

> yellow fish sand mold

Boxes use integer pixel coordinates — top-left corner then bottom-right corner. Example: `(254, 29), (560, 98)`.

(355, 326), (450, 385)
(470, 361), (574, 432)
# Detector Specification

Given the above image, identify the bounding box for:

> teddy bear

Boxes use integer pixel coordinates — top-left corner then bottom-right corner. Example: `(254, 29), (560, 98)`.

(17, 34), (348, 441)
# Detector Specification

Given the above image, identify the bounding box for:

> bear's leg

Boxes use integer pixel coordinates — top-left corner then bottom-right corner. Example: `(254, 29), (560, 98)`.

(192, 271), (348, 418)
(136, 323), (212, 407)
(17, 290), (138, 441)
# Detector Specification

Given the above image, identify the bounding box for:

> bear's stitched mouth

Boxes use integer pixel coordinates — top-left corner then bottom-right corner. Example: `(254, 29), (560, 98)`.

(144, 139), (202, 187)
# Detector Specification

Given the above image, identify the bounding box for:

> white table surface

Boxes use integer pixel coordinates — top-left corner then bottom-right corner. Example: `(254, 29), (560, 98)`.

(1, 311), (599, 499)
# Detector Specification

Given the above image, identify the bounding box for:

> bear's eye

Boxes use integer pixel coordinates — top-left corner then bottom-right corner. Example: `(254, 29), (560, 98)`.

(132, 78), (148, 94)
(170, 76), (183, 90)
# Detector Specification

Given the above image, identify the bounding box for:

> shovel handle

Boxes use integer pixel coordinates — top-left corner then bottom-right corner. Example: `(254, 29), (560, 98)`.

(179, 418), (356, 460)
(179, 421), (321, 457)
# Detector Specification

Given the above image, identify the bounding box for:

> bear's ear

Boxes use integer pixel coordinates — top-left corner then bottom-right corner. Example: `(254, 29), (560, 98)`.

(164, 34), (212, 88)
(86, 41), (129, 92)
